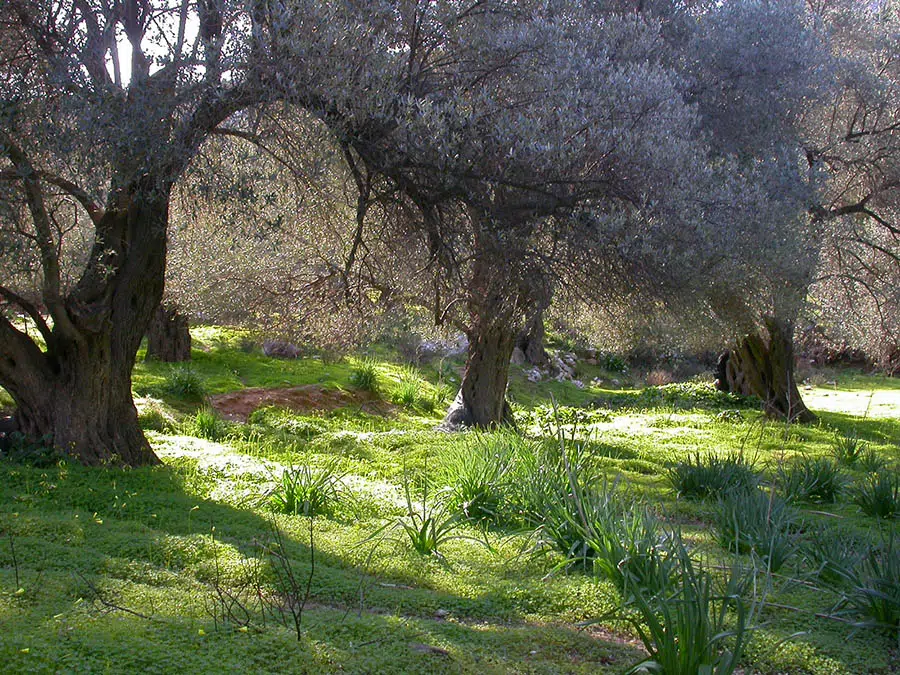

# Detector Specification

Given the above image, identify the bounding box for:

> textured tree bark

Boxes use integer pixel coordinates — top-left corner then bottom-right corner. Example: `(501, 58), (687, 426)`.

(442, 322), (517, 429)
(720, 317), (815, 424)
(516, 303), (549, 367)
(1, 194), (168, 466)
(146, 303), (192, 362)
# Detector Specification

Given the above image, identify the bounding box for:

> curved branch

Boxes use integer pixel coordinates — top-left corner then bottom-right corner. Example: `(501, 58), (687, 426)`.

(0, 286), (52, 346)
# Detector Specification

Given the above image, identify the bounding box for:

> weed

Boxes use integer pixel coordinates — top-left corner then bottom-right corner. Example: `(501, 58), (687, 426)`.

(715, 487), (798, 573)
(270, 460), (346, 518)
(776, 456), (845, 504)
(185, 407), (229, 441)
(349, 359), (379, 393)
(667, 451), (759, 500)
(620, 532), (752, 675)
(834, 432), (867, 466)
(803, 527), (866, 586)
(439, 433), (514, 525)
(391, 378), (420, 408)
(366, 465), (483, 561)
(828, 531), (900, 645)
(852, 472), (900, 519)
(163, 365), (207, 400)
(858, 446), (888, 474)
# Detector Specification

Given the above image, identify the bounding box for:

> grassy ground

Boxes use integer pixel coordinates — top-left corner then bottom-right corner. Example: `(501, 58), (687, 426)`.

(1, 327), (898, 673)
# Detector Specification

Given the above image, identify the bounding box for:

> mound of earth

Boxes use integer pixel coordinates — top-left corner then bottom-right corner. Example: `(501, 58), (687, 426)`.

(209, 384), (389, 422)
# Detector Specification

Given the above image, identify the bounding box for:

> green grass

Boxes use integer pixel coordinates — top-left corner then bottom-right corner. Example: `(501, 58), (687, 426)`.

(2, 326), (900, 673)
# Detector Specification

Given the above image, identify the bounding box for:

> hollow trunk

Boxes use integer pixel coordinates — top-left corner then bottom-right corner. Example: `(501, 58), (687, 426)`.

(516, 304), (549, 367)
(146, 303), (192, 362)
(442, 323), (517, 429)
(1, 193), (168, 466)
(721, 317), (815, 424)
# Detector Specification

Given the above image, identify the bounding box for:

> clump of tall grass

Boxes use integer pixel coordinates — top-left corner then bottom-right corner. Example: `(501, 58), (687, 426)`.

(667, 451), (760, 500)
(715, 487), (798, 573)
(852, 472), (900, 519)
(163, 365), (206, 400)
(439, 432), (516, 525)
(621, 532), (753, 675)
(269, 459), (346, 518)
(827, 531), (900, 645)
(184, 407), (230, 441)
(776, 456), (845, 504)
(833, 432), (867, 466)
(349, 359), (379, 393)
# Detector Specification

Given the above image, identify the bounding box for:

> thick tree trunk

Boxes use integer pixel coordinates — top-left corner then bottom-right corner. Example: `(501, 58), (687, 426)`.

(442, 323), (517, 429)
(0, 192), (168, 466)
(516, 304), (549, 367)
(720, 317), (815, 424)
(146, 303), (192, 362)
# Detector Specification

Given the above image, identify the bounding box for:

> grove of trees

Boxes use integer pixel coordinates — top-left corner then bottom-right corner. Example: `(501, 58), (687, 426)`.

(1, 0), (898, 464)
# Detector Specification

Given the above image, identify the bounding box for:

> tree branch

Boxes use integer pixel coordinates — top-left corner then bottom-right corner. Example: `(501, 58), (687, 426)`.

(0, 286), (52, 346)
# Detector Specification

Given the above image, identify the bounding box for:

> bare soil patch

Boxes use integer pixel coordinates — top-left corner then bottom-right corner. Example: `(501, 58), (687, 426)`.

(209, 384), (391, 421)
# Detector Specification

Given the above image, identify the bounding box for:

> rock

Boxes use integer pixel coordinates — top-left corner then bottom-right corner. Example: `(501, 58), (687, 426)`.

(572, 380), (585, 389)
(526, 368), (543, 383)
(585, 358), (599, 366)
(510, 347), (526, 365)
(263, 340), (302, 359)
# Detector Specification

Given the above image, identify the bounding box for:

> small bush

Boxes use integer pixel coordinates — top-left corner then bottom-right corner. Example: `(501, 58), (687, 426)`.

(349, 360), (379, 393)
(852, 472), (900, 519)
(715, 488), (798, 572)
(834, 432), (867, 466)
(164, 365), (206, 400)
(270, 460), (346, 518)
(667, 451), (759, 500)
(776, 456), (845, 504)
(138, 399), (176, 432)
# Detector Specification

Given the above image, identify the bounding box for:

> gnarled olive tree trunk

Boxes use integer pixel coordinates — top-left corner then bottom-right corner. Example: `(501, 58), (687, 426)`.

(717, 317), (815, 423)
(1, 191), (168, 465)
(146, 303), (192, 362)
(441, 235), (520, 430)
(516, 302), (550, 367)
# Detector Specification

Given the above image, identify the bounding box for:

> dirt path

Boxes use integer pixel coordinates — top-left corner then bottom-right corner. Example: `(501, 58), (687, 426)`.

(208, 384), (392, 422)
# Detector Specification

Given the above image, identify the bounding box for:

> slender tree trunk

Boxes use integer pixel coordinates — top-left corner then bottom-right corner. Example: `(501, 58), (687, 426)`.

(720, 317), (815, 424)
(146, 303), (192, 362)
(0, 192), (168, 466)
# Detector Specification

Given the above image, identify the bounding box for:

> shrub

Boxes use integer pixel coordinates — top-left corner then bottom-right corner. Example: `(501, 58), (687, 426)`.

(0, 431), (61, 467)
(270, 460), (346, 518)
(349, 360), (379, 393)
(833, 432), (867, 466)
(163, 365), (206, 400)
(776, 456), (845, 504)
(621, 532), (752, 675)
(852, 472), (900, 519)
(715, 488), (798, 573)
(667, 451), (759, 500)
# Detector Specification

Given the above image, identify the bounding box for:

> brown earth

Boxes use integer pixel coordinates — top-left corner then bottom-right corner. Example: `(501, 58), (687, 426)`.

(209, 384), (391, 422)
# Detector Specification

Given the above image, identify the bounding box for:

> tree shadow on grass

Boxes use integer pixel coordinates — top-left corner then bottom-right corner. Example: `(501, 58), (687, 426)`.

(0, 458), (644, 674)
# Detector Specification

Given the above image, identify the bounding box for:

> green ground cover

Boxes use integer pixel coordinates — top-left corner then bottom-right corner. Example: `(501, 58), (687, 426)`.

(1, 327), (898, 673)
